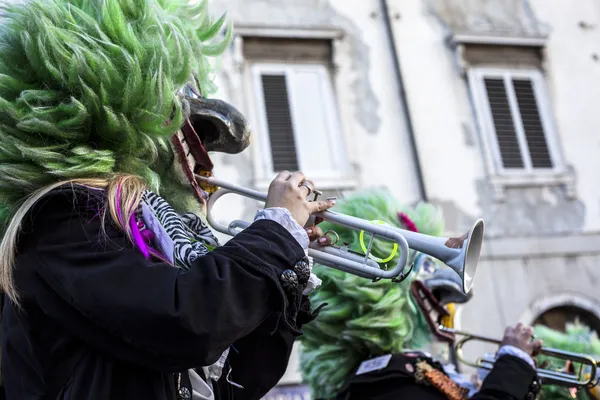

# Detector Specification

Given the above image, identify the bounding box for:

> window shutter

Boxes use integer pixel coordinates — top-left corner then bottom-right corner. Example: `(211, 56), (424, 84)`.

(512, 79), (553, 168)
(285, 68), (338, 176)
(463, 45), (544, 70)
(484, 78), (524, 169)
(244, 37), (331, 64)
(261, 74), (299, 172)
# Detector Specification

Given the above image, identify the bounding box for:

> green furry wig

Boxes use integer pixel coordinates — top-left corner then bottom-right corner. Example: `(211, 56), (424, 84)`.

(299, 189), (446, 399)
(0, 0), (231, 225)
(533, 321), (600, 400)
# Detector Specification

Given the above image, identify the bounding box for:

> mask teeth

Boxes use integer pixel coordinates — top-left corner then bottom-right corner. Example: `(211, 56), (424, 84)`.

(177, 130), (198, 174)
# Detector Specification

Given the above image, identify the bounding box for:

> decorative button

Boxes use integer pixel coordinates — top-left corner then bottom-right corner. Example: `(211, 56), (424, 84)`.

(280, 269), (298, 294)
(294, 258), (310, 286)
(177, 386), (191, 400)
(526, 377), (542, 400)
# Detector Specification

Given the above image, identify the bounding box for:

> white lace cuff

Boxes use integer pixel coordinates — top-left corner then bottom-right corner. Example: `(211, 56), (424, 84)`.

(254, 208), (321, 294)
(497, 345), (535, 369)
(254, 207), (309, 249)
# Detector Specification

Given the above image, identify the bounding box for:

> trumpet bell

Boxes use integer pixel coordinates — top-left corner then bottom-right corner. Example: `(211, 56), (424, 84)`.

(399, 219), (484, 294)
(452, 219), (484, 293)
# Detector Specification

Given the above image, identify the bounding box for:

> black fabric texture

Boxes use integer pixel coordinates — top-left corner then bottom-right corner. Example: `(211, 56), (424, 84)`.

(472, 355), (539, 400)
(334, 353), (538, 400)
(1, 185), (306, 400)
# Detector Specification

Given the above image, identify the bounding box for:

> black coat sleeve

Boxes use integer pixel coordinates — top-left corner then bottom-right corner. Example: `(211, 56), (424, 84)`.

(214, 296), (321, 400)
(471, 355), (540, 400)
(21, 188), (306, 372)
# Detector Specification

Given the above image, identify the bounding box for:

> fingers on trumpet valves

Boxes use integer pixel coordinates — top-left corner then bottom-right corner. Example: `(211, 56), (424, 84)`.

(289, 171), (306, 186)
(317, 230), (339, 246)
(300, 180), (314, 197)
(308, 199), (336, 214)
(274, 170), (293, 182)
(305, 226), (324, 241)
(531, 340), (543, 356)
(288, 171), (316, 198)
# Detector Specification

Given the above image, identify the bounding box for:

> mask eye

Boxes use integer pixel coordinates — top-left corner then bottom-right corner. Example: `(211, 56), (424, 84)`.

(179, 82), (201, 99)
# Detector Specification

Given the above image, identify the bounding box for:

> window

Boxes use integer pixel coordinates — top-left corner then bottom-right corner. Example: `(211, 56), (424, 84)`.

(533, 305), (600, 334)
(252, 63), (348, 181)
(456, 39), (576, 199)
(468, 68), (562, 175)
(243, 37), (353, 188)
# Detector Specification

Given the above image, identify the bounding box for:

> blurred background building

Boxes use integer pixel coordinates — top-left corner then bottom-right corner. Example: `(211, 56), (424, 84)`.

(206, 0), (600, 397)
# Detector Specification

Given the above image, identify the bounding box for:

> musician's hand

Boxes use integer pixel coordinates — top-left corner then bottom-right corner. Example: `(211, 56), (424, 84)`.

(500, 323), (543, 356)
(265, 171), (336, 227)
(305, 225), (334, 246)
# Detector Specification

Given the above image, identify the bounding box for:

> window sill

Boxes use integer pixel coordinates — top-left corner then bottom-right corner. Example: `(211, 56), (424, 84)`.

(252, 177), (359, 193)
(488, 169), (576, 201)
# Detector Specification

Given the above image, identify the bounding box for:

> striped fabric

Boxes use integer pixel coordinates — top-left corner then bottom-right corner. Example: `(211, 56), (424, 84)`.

(141, 191), (218, 270)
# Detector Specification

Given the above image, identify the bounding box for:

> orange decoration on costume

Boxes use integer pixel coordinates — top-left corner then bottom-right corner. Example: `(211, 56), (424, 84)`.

(416, 360), (469, 400)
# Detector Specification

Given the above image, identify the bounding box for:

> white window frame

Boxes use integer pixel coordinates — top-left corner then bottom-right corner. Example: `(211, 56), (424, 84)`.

(469, 68), (564, 175)
(249, 62), (354, 189)
(468, 67), (575, 200)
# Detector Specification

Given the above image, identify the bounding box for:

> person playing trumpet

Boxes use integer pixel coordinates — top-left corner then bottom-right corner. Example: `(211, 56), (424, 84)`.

(299, 190), (543, 400)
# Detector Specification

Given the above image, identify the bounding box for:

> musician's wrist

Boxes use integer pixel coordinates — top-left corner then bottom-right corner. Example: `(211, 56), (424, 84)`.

(255, 207), (309, 249)
(497, 345), (535, 369)
(256, 208), (322, 294)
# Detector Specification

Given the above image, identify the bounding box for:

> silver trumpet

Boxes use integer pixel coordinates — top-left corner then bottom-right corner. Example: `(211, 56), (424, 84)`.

(196, 175), (485, 293)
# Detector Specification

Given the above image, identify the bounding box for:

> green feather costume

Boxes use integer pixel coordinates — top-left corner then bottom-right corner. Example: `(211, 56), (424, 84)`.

(0, 0), (232, 225)
(299, 189), (447, 399)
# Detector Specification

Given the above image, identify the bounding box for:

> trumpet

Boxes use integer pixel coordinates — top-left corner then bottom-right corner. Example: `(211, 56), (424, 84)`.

(441, 326), (600, 388)
(196, 175), (485, 293)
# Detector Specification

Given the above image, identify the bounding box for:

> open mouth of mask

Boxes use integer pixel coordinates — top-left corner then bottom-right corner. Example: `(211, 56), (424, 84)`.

(171, 83), (252, 202)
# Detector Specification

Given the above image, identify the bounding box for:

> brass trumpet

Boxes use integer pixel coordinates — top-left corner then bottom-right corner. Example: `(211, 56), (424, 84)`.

(440, 326), (600, 388)
(196, 175), (485, 293)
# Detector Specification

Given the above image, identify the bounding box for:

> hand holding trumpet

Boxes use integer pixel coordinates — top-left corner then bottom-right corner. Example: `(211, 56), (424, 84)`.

(264, 170), (336, 245)
(501, 323), (543, 357)
(265, 171), (336, 227)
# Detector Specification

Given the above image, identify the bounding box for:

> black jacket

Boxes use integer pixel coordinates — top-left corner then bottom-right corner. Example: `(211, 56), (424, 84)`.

(335, 352), (541, 400)
(1, 186), (312, 400)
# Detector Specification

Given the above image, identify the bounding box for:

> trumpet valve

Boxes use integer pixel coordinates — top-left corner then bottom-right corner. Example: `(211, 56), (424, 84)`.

(311, 190), (324, 201)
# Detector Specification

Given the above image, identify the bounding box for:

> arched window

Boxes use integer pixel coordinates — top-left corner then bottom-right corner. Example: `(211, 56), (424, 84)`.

(522, 294), (600, 335)
(533, 305), (600, 333)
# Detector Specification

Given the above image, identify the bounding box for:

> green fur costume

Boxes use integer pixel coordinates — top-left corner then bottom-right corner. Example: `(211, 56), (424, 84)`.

(299, 189), (448, 399)
(0, 0), (232, 225)
(533, 322), (600, 399)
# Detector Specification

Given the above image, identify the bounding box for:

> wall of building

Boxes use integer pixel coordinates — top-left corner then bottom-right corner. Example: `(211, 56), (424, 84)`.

(386, 0), (600, 236)
(209, 0), (424, 232)
(527, 0), (600, 233)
